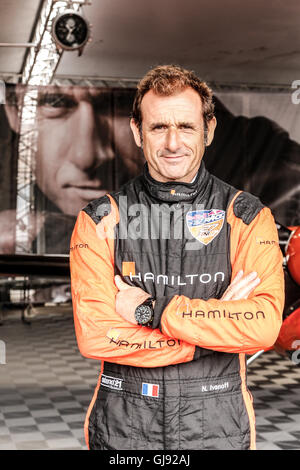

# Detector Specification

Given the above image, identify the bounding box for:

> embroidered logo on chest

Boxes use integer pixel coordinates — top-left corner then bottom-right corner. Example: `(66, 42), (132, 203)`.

(186, 209), (225, 245)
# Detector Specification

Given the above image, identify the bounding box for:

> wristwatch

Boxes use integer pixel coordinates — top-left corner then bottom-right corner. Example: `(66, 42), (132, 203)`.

(134, 297), (155, 326)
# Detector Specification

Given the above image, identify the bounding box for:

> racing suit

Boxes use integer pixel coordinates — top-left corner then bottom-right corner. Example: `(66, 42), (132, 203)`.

(70, 162), (284, 450)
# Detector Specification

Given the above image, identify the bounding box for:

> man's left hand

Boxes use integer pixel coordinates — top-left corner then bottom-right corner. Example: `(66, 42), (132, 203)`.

(115, 275), (151, 324)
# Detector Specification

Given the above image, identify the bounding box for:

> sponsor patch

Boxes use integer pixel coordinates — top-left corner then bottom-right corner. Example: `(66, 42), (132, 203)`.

(186, 209), (225, 245)
(106, 328), (121, 341)
(142, 382), (159, 398)
(101, 374), (123, 391)
(122, 261), (136, 276)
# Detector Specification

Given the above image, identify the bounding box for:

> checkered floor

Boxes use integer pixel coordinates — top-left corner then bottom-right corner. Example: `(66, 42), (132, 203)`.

(0, 307), (100, 450)
(0, 307), (299, 450)
(247, 350), (300, 450)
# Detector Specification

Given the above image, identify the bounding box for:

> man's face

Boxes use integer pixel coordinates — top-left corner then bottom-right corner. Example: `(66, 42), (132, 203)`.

(130, 87), (216, 183)
(36, 87), (115, 216)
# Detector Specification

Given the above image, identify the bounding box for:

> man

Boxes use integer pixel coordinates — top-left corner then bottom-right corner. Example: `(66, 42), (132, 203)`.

(35, 86), (142, 217)
(1, 85), (143, 253)
(70, 64), (284, 450)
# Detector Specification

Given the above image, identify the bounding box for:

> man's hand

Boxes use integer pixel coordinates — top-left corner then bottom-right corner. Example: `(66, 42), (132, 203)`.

(115, 270), (260, 325)
(221, 270), (260, 301)
(115, 275), (151, 324)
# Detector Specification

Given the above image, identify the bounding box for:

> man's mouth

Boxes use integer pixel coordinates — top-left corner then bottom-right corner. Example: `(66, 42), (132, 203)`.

(66, 180), (102, 189)
(65, 182), (107, 200)
(161, 155), (186, 162)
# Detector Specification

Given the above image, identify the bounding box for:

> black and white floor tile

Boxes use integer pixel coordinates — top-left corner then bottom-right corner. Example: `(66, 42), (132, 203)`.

(0, 307), (100, 450)
(247, 348), (300, 450)
(0, 307), (299, 450)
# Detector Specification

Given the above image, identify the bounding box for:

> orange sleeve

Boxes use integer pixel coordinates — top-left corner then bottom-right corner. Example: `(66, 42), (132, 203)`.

(70, 206), (195, 368)
(160, 206), (284, 355)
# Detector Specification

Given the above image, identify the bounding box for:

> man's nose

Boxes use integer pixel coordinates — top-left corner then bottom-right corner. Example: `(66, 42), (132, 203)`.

(71, 102), (105, 170)
(165, 127), (182, 153)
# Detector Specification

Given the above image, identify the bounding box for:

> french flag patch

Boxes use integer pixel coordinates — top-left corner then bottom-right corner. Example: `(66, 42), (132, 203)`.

(142, 382), (159, 398)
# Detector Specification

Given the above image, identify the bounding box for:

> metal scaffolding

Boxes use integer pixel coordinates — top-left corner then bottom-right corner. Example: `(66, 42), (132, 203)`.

(15, 0), (84, 253)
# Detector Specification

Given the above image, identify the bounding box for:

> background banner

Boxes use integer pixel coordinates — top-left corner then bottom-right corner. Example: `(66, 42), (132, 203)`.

(0, 85), (299, 255)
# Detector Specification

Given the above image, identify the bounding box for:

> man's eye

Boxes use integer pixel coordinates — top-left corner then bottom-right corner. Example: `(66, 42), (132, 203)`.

(179, 125), (194, 131)
(152, 125), (166, 132)
(38, 94), (77, 118)
(38, 94), (76, 109)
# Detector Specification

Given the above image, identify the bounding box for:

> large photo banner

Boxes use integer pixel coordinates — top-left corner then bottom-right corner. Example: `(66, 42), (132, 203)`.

(0, 85), (144, 255)
(0, 84), (300, 256)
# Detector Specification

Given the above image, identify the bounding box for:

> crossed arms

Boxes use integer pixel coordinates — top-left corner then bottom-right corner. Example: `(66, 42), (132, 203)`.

(70, 200), (284, 367)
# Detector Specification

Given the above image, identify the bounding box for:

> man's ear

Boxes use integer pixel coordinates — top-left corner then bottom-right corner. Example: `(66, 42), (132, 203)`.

(130, 118), (142, 148)
(206, 116), (217, 147)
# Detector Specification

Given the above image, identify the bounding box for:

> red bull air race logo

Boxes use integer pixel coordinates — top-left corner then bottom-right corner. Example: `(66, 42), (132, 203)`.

(186, 209), (225, 245)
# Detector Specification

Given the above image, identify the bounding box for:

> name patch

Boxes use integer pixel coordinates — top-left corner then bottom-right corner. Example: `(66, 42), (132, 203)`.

(201, 381), (229, 393)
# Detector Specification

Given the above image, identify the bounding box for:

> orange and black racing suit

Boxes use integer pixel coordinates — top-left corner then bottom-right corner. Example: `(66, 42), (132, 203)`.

(70, 163), (284, 450)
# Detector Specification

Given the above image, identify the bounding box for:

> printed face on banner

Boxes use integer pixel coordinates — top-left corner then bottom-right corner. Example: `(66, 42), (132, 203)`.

(35, 86), (143, 216)
(0, 85), (144, 254)
(36, 87), (110, 215)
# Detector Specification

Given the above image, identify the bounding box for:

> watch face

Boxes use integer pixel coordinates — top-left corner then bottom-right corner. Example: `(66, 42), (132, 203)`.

(135, 304), (152, 325)
(52, 11), (89, 50)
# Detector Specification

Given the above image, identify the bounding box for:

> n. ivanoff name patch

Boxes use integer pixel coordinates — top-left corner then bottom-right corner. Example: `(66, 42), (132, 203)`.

(186, 209), (225, 245)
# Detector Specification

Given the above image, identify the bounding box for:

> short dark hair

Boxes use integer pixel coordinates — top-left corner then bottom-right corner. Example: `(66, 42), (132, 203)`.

(132, 64), (215, 129)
